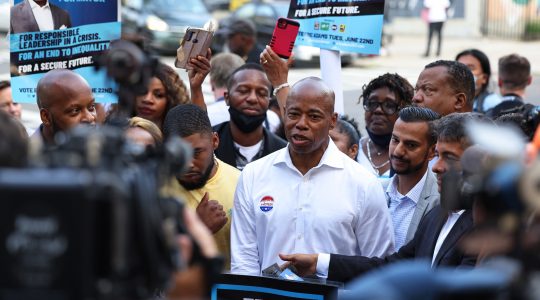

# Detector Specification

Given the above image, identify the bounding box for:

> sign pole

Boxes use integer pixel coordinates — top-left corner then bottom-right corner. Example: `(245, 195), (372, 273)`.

(320, 49), (344, 115)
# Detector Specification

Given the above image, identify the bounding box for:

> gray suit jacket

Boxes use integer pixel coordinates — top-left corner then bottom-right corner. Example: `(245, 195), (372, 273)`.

(383, 169), (440, 245)
(11, 0), (72, 34)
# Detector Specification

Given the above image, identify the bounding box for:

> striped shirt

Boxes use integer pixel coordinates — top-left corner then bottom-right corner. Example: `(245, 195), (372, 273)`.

(386, 171), (428, 250)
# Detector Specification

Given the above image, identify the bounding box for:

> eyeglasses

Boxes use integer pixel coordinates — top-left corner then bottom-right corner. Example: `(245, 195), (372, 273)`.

(363, 101), (400, 115)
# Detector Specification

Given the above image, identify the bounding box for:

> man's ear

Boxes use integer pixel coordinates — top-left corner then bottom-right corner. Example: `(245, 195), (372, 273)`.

(498, 78), (503, 88)
(527, 75), (532, 86)
(223, 91), (230, 106)
(212, 132), (219, 150)
(349, 143), (359, 161)
(329, 112), (338, 130)
(40, 108), (51, 126)
(427, 143), (436, 161)
(454, 92), (467, 112)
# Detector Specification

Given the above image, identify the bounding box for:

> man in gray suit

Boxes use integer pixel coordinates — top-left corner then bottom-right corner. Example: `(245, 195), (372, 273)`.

(11, 0), (71, 34)
(384, 106), (440, 250)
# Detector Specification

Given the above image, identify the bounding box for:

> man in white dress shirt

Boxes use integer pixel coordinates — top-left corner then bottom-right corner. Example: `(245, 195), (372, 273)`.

(279, 112), (478, 283)
(230, 77), (395, 276)
(11, 0), (72, 34)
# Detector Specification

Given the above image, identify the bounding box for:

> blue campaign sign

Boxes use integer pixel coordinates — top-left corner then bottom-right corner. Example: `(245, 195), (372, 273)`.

(9, 0), (120, 103)
(288, 0), (385, 55)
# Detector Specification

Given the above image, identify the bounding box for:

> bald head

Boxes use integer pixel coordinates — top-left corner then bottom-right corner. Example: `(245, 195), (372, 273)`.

(284, 77), (338, 164)
(37, 69), (92, 109)
(37, 69), (96, 144)
(287, 77), (335, 114)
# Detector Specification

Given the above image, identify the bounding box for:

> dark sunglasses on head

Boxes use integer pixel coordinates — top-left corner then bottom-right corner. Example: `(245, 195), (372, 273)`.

(363, 101), (400, 115)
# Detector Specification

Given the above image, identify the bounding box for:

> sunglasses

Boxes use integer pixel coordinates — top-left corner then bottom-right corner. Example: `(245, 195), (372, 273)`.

(363, 101), (400, 115)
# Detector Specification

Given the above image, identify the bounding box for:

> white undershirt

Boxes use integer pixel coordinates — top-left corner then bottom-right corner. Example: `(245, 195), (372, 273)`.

(234, 140), (263, 163)
(30, 0), (54, 31)
(431, 210), (465, 265)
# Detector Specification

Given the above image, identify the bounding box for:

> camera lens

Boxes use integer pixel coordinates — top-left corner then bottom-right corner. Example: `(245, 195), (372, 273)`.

(279, 20), (286, 28)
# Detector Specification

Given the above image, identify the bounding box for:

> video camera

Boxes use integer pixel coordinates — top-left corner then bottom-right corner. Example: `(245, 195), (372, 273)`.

(0, 40), (193, 300)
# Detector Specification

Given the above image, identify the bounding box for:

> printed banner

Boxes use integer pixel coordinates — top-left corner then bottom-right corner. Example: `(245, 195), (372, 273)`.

(10, 0), (120, 103)
(288, 0), (385, 55)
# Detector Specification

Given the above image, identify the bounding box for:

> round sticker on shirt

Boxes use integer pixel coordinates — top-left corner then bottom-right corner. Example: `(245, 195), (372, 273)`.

(260, 196), (274, 212)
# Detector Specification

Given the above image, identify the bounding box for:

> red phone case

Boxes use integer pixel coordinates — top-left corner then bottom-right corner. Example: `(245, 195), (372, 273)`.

(270, 18), (300, 59)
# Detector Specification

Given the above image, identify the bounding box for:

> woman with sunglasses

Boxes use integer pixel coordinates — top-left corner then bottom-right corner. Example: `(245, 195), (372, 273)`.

(357, 73), (414, 178)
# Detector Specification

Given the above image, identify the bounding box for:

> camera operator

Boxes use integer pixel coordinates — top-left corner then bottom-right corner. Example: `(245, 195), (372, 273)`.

(32, 69), (96, 145)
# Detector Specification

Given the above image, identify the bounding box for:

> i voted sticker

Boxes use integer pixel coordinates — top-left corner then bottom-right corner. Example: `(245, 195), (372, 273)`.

(259, 196), (274, 212)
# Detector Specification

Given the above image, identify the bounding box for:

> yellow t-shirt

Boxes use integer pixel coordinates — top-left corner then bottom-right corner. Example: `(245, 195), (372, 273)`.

(167, 158), (239, 270)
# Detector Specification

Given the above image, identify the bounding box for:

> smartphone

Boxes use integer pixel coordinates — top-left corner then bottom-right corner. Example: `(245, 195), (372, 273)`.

(270, 18), (300, 59)
(175, 27), (213, 69)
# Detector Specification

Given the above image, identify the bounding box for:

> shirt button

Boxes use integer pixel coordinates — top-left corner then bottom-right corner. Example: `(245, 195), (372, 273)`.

(297, 235), (302, 240)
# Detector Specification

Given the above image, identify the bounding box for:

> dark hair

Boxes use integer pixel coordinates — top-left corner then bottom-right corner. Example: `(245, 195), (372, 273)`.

(498, 54), (531, 90)
(455, 49), (492, 94)
(359, 73), (414, 108)
(226, 18), (256, 38)
(155, 62), (190, 111)
(0, 80), (10, 91)
(424, 60), (475, 108)
(0, 110), (28, 167)
(495, 113), (532, 141)
(399, 106), (441, 146)
(435, 112), (492, 146)
(226, 63), (270, 91)
(435, 113), (470, 146)
(163, 104), (212, 139)
(335, 115), (361, 148)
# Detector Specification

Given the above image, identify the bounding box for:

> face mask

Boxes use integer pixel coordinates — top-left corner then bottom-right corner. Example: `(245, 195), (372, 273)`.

(366, 127), (392, 148)
(229, 106), (266, 133)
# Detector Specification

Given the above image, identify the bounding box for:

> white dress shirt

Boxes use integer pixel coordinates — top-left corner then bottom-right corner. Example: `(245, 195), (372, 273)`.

(386, 170), (428, 250)
(231, 140), (395, 275)
(432, 210), (465, 265)
(30, 0), (54, 31)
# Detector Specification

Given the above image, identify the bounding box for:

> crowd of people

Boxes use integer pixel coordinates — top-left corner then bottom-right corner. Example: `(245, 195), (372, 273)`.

(1, 30), (539, 298)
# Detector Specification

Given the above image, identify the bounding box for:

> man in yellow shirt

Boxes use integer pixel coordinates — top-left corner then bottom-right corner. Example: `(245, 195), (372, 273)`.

(163, 104), (240, 270)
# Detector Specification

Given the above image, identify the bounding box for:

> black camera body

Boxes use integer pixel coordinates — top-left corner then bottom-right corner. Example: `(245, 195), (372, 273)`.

(0, 126), (192, 300)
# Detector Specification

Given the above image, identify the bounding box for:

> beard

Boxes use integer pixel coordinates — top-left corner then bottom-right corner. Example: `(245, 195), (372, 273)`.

(178, 158), (215, 191)
(391, 152), (429, 175)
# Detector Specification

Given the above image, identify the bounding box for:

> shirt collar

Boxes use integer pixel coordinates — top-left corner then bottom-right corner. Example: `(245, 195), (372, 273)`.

(30, 0), (50, 9)
(274, 138), (344, 172)
(386, 169), (429, 204)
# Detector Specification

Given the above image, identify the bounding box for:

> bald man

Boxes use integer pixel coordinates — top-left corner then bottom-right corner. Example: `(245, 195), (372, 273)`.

(32, 69), (96, 145)
(231, 77), (394, 275)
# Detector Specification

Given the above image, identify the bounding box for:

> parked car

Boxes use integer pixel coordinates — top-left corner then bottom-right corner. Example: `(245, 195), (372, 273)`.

(0, 0), (9, 33)
(220, 1), (357, 65)
(122, 0), (214, 54)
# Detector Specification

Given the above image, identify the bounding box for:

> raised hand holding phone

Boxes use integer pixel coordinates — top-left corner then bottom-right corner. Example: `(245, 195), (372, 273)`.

(269, 18), (300, 59)
(175, 28), (214, 69)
